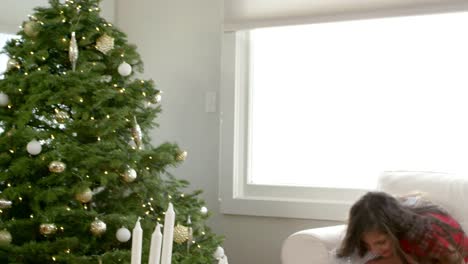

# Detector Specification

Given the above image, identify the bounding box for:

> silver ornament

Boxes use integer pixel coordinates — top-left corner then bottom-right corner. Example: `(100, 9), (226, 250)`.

(90, 219), (107, 236)
(49, 161), (66, 173)
(131, 116), (143, 150)
(95, 34), (114, 54)
(121, 167), (137, 183)
(0, 199), (12, 209)
(0, 230), (12, 245)
(69, 32), (79, 71)
(40, 223), (57, 236)
(187, 216), (193, 251)
(75, 188), (93, 203)
(6, 58), (20, 71)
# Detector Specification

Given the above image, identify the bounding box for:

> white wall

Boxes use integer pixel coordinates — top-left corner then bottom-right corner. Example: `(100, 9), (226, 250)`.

(115, 1), (340, 264)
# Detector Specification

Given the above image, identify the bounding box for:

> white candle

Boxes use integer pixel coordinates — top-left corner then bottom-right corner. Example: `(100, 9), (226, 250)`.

(160, 203), (175, 264)
(131, 217), (143, 264)
(148, 223), (163, 264)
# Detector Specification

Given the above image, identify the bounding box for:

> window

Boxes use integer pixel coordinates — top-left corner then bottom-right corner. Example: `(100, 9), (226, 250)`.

(220, 11), (468, 220)
(0, 33), (16, 79)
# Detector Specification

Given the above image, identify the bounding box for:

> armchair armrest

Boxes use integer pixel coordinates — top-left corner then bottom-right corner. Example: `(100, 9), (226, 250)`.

(281, 225), (346, 264)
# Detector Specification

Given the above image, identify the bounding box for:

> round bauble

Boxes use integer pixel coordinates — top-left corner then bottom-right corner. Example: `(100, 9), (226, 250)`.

(0, 230), (12, 245)
(0, 92), (9, 107)
(6, 58), (19, 71)
(90, 219), (107, 236)
(173, 224), (189, 244)
(49, 161), (66, 173)
(39, 223), (57, 236)
(213, 246), (225, 259)
(75, 188), (93, 203)
(117, 62), (132, 77)
(26, 139), (42, 155)
(200, 206), (208, 215)
(23, 21), (39, 38)
(175, 150), (188, 161)
(55, 110), (69, 123)
(121, 167), (137, 183)
(0, 199), (12, 209)
(150, 92), (162, 104)
(116, 227), (131, 242)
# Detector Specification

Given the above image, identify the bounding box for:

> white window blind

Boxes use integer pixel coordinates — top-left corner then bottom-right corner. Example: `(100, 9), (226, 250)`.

(248, 11), (468, 189)
(224, 0), (468, 31)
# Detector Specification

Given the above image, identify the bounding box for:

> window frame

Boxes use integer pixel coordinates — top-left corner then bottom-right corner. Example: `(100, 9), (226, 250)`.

(219, 31), (368, 220)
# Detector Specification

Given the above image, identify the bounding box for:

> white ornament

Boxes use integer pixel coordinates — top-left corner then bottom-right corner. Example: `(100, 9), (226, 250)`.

(118, 62), (132, 76)
(0, 92), (9, 107)
(116, 227), (131, 242)
(213, 246), (225, 259)
(26, 139), (42, 155)
(200, 206), (208, 215)
(213, 246), (229, 264)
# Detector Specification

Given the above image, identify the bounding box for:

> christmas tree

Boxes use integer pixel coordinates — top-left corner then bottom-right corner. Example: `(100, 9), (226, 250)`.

(0, 0), (223, 263)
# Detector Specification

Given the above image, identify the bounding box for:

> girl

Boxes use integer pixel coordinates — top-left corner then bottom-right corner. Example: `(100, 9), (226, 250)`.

(337, 192), (468, 264)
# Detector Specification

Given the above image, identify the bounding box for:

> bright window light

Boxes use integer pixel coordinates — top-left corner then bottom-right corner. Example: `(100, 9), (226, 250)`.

(0, 33), (17, 79)
(249, 12), (468, 189)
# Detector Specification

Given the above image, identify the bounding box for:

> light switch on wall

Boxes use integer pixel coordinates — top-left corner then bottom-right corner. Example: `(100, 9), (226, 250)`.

(205, 91), (217, 113)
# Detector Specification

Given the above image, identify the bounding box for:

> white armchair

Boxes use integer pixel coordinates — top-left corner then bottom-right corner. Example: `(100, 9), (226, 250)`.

(281, 171), (468, 264)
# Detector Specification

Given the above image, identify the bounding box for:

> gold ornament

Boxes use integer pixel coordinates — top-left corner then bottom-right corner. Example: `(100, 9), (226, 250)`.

(121, 167), (137, 183)
(54, 109), (69, 123)
(0, 199), (12, 209)
(23, 21), (39, 38)
(75, 188), (93, 203)
(69, 32), (79, 71)
(173, 224), (189, 244)
(6, 58), (20, 71)
(0, 230), (12, 245)
(95, 34), (114, 54)
(132, 116), (143, 150)
(39, 223), (57, 236)
(90, 219), (107, 236)
(49, 161), (66, 173)
(175, 150), (187, 161)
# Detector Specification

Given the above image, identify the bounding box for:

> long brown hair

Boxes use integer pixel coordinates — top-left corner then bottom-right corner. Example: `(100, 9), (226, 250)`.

(337, 191), (466, 263)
